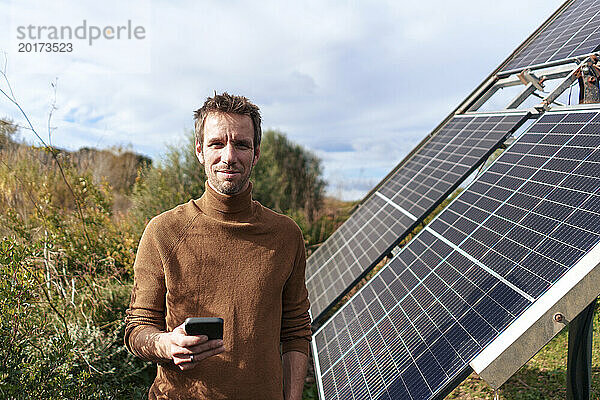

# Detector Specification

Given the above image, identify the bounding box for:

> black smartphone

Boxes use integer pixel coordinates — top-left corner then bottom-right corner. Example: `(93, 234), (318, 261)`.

(184, 317), (224, 340)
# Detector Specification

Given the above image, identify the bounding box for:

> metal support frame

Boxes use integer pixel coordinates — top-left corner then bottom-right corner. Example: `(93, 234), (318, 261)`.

(518, 69), (545, 91)
(506, 82), (537, 109)
(537, 69), (581, 110)
(496, 63), (577, 88)
(537, 56), (598, 111)
(566, 56), (600, 400)
(567, 300), (596, 400)
(459, 76), (500, 113)
(531, 91), (567, 107)
(465, 63), (578, 113)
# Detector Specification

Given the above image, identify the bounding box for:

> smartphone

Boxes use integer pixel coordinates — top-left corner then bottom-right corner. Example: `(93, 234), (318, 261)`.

(184, 317), (224, 340)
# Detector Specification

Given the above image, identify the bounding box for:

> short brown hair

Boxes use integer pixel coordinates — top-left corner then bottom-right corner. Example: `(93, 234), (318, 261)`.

(193, 92), (262, 155)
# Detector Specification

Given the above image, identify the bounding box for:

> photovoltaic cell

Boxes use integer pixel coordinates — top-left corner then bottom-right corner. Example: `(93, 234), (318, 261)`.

(313, 107), (600, 400)
(501, 0), (600, 73)
(306, 113), (529, 322)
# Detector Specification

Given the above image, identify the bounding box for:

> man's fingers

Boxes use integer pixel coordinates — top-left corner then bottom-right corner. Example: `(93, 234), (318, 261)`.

(172, 324), (186, 335)
(174, 345), (226, 369)
(172, 334), (208, 348)
(186, 339), (224, 355)
(171, 339), (222, 358)
(173, 340), (224, 358)
(193, 344), (226, 362)
(170, 337), (210, 357)
(178, 362), (195, 371)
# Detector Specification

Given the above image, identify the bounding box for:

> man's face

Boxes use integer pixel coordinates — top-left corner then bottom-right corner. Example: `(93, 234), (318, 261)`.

(196, 112), (259, 195)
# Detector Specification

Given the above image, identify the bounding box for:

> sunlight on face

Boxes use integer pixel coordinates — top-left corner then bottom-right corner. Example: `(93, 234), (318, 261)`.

(196, 112), (260, 195)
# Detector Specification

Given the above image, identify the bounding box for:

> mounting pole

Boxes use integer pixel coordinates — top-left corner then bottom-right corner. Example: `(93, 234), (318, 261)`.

(567, 301), (596, 399)
(576, 55), (600, 104)
(566, 55), (599, 400)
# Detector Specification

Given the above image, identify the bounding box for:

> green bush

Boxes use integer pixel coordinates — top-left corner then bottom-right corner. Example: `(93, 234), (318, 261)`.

(0, 236), (153, 399)
(0, 139), (151, 398)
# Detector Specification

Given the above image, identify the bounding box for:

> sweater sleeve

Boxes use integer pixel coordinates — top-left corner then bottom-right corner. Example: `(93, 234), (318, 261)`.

(280, 228), (312, 356)
(124, 218), (169, 363)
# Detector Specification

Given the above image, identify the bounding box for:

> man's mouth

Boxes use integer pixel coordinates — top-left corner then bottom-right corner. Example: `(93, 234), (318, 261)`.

(216, 170), (241, 179)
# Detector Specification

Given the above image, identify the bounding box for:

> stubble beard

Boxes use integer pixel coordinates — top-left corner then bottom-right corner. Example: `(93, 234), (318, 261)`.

(207, 165), (253, 195)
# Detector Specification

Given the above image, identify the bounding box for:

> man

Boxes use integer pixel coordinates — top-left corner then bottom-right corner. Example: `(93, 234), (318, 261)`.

(125, 92), (312, 400)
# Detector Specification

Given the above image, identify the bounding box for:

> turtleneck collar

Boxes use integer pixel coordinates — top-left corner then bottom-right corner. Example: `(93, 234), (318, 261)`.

(195, 181), (255, 221)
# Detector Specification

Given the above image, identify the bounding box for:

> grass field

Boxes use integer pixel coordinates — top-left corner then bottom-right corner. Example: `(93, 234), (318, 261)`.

(304, 302), (600, 399)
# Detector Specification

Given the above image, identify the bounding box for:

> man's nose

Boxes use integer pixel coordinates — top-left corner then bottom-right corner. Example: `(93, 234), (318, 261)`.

(221, 143), (236, 165)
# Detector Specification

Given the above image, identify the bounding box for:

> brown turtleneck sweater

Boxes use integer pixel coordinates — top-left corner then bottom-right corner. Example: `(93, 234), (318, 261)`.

(124, 183), (312, 399)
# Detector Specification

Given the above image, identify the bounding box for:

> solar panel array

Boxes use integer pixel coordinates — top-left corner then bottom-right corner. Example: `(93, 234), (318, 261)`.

(306, 113), (529, 321)
(313, 108), (600, 400)
(501, 0), (600, 73)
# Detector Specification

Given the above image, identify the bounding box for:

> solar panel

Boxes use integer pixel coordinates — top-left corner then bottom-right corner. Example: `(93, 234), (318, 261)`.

(307, 112), (529, 323)
(312, 106), (600, 400)
(501, 0), (600, 73)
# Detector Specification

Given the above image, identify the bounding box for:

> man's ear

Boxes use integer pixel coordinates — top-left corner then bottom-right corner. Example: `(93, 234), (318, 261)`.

(195, 141), (204, 165)
(252, 146), (260, 166)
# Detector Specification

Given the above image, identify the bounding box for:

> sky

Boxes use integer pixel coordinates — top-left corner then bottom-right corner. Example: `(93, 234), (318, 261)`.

(0, 0), (564, 200)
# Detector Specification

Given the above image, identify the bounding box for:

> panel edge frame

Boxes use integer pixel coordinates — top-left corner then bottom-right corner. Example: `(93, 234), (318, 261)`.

(470, 242), (600, 388)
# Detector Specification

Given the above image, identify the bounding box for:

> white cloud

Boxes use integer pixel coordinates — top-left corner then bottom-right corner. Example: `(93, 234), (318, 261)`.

(0, 0), (563, 200)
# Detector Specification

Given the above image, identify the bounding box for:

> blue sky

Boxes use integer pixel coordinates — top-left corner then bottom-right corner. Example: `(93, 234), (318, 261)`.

(0, 0), (562, 200)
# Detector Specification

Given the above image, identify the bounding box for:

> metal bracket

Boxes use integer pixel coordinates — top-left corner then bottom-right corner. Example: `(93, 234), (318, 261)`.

(517, 69), (546, 91)
(537, 56), (598, 111)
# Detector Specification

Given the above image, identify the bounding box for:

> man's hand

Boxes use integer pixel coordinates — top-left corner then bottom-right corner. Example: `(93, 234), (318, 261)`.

(157, 322), (225, 370)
